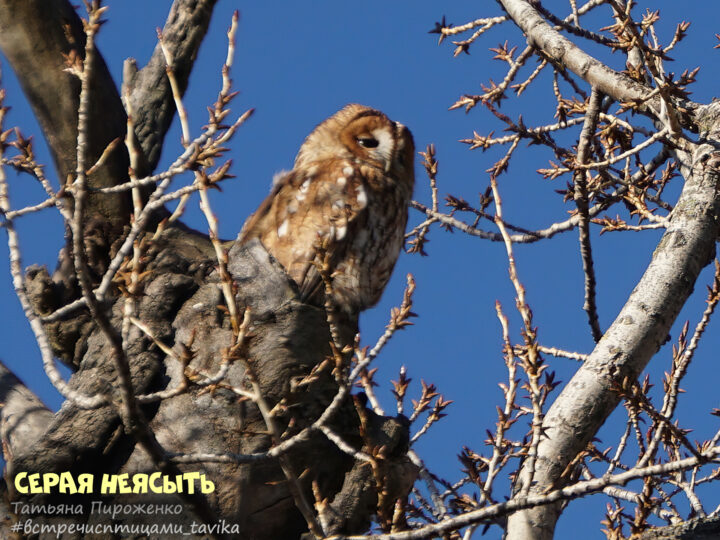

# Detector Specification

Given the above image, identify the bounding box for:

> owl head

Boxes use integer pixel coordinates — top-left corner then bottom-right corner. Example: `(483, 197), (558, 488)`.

(294, 104), (415, 188)
(241, 104), (416, 312)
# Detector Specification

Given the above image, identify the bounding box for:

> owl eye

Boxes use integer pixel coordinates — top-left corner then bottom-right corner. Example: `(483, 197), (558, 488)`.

(356, 136), (379, 148)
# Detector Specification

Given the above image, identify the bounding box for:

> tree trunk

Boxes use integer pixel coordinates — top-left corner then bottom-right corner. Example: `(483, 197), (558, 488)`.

(0, 1), (416, 537)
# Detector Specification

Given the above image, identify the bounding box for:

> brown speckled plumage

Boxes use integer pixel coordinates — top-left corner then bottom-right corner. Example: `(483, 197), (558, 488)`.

(239, 104), (415, 313)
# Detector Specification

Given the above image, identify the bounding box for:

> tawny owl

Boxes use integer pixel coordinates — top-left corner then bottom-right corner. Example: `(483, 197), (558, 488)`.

(239, 104), (415, 314)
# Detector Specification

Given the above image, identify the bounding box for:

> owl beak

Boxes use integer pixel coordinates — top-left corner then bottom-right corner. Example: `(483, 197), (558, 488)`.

(384, 122), (408, 173)
(386, 122), (407, 173)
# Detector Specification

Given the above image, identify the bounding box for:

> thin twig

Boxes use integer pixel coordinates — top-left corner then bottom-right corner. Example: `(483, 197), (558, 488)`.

(574, 88), (604, 342)
(490, 175), (544, 497)
(0, 96), (106, 408)
(339, 445), (720, 540)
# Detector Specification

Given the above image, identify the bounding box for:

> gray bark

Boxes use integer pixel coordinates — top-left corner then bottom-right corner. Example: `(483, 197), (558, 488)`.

(506, 133), (720, 540)
(638, 516), (720, 540)
(124, 0), (219, 171)
(497, 0), (720, 538)
(0, 1), (415, 537)
(12, 229), (412, 538)
(0, 360), (53, 458)
(0, 0), (131, 231)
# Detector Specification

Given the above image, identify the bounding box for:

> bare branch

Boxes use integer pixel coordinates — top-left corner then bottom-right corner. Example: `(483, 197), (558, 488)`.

(124, 0), (219, 170)
(506, 131), (720, 538)
(497, 0), (697, 126)
(574, 88), (604, 342)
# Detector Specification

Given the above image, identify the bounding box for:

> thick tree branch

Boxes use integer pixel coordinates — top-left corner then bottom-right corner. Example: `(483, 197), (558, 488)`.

(0, 0), (130, 229)
(498, 0), (699, 128)
(0, 361), (53, 460)
(506, 129), (720, 537)
(124, 0), (219, 171)
(0, 0), (219, 236)
(638, 516), (720, 540)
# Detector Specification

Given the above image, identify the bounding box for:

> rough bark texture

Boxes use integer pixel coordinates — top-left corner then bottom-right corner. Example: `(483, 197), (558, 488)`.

(638, 516), (720, 540)
(0, 0), (415, 540)
(0, 1), (416, 537)
(12, 0), (720, 537)
(0, 361), (54, 458)
(0, 0), (131, 231)
(13, 227), (414, 539)
(124, 0), (219, 171)
(0, 0), (218, 241)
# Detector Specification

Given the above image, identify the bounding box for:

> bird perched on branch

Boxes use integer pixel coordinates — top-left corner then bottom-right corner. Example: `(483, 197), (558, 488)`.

(239, 104), (415, 313)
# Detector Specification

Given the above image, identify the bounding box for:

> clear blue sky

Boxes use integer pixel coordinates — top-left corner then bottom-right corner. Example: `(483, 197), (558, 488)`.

(2, 1), (720, 537)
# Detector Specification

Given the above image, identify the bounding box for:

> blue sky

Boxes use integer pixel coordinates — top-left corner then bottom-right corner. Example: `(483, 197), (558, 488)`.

(2, 1), (720, 537)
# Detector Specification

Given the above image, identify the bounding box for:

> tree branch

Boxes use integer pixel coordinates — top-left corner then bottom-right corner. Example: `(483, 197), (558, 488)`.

(497, 0), (698, 128)
(124, 0), (219, 171)
(0, 0), (130, 229)
(574, 88), (604, 342)
(0, 360), (53, 460)
(506, 125), (720, 537)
